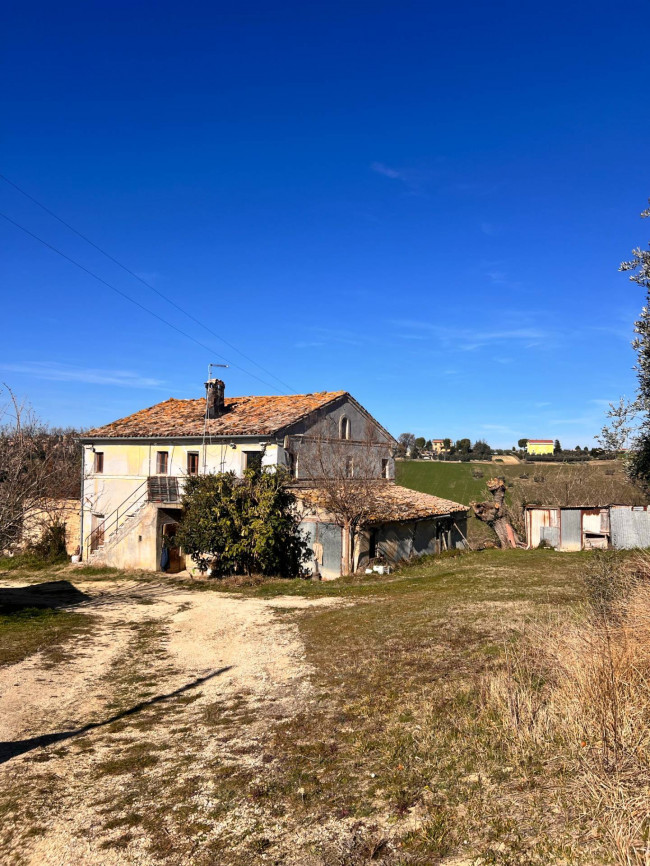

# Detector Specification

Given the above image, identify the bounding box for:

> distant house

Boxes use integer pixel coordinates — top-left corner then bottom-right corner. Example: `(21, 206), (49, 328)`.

(80, 379), (468, 577)
(430, 440), (446, 454)
(525, 504), (650, 551)
(526, 439), (554, 455)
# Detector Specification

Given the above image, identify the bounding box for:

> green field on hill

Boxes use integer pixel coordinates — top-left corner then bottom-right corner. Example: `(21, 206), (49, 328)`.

(395, 459), (521, 506)
(395, 458), (643, 544)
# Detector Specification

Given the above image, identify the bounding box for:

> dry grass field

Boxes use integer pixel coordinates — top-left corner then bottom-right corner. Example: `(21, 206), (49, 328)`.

(1, 549), (648, 865)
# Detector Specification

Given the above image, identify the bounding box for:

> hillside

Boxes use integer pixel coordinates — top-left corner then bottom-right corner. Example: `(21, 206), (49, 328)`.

(396, 458), (645, 544)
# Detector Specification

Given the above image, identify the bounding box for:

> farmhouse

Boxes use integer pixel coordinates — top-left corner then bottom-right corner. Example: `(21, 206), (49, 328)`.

(80, 380), (468, 577)
(526, 439), (554, 455)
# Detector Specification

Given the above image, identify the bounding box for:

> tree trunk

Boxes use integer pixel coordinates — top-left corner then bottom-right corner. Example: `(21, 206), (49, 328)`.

(471, 478), (520, 548)
(342, 520), (351, 576)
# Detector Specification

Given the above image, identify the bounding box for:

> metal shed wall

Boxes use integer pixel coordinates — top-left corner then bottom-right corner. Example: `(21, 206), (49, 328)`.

(560, 509), (582, 551)
(610, 507), (650, 550)
(301, 521), (342, 580)
(527, 508), (559, 548)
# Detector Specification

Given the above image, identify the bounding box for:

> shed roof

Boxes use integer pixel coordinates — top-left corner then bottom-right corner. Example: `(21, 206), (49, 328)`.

(525, 503), (645, 511)
(527, 439), (554, 444)
(84, 392), (347, 439)
(294, 482), (468, 524)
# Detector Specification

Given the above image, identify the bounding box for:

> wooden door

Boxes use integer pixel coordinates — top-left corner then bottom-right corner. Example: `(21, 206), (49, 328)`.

(162, 523), (183, 573)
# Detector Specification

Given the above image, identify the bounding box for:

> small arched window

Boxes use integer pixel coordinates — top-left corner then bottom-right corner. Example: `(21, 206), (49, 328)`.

(340, 416), (350, 440)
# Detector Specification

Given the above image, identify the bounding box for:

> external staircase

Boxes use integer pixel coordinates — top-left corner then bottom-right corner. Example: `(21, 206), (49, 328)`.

(86, 477), (181, 563)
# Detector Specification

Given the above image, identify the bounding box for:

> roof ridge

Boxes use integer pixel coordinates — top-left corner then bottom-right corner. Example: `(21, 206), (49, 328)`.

(82, 390), (352, 439)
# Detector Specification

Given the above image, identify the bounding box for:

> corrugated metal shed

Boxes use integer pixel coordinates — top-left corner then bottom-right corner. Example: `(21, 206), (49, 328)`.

(610, 505), (650, 549)
(525, 504), (650, 551)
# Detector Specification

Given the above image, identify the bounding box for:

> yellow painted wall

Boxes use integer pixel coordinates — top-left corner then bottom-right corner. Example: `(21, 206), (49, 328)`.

(526, 441), (554, 455)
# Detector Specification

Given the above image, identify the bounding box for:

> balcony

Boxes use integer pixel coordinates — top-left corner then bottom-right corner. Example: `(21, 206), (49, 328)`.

(147, 476), (182, 503)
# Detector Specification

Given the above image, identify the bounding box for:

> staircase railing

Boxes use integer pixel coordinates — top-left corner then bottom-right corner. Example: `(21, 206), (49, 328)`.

(85, 478), (149, 560)
(85, 476), (184, 559)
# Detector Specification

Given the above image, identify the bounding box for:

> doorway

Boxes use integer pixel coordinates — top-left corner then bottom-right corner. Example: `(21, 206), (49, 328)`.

(162, 522), (183, 573)
(90, 513), (105, 552)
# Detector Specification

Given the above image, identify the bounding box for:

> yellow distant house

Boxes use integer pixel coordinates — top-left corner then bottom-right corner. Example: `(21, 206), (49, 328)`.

(527, 439), (554, 455)
(430, 439), (446, 454)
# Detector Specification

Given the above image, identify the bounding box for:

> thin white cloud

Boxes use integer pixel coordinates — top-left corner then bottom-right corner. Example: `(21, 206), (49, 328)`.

(549, 417), (594, 425)
(1, 362), (164, 388)
(371, 161), (403, 180)
(390, 319), (549, 345)
(309, 327), (366, 347)
(370, 162), (439, 195)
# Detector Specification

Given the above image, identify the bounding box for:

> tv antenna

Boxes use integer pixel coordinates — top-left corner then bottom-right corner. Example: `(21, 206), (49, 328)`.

(207, 362), (228, 379)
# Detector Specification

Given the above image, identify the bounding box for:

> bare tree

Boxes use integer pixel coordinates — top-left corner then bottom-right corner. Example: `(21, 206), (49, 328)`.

(292, 419), (394, 574)
(598, 396), (641, 453)
(396, 432), (415, 457)
(0, 385), (82, 553)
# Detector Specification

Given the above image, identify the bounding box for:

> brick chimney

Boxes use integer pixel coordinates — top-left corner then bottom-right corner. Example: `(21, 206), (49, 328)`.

(205, 378), (225, 418)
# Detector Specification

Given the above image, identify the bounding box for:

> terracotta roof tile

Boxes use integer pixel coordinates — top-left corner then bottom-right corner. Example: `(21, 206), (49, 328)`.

(294, 482), (468, 523)
(85, 392), (347, 439)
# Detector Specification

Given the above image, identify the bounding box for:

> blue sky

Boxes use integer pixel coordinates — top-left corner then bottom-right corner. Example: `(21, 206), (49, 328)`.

(2, 0), (649, 446)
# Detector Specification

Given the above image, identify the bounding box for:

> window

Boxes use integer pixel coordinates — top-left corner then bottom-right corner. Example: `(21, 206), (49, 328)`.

(244, 451), (263, 472)
(94, 452), (104, 473)
(187, 452), (199, 475)
(345, 456), (354, 477)
(156, 451), (169, 475)
(381, 458), (389, 479)
(340, 416), (350, 440)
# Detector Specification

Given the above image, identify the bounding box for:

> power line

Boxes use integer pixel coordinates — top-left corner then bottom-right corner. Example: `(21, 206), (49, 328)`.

(0, 173), (297, 395)
(0, 210), (290, 396)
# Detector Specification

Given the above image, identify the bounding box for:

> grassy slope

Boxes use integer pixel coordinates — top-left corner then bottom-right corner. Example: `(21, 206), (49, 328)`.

(395, 458), (640, 506)
(395, 460), (522, 543)
(396, 459), (512, 505)
(263, 549), (612, 864)
(0, 552), (637, 864)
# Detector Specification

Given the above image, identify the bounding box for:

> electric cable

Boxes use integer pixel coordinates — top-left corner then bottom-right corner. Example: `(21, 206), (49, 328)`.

(0, 173), (298, 394)
(0, 210), (290, 396)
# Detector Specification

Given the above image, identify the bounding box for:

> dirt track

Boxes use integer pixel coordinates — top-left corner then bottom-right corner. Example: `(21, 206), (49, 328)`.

(0, 579), (342, 865)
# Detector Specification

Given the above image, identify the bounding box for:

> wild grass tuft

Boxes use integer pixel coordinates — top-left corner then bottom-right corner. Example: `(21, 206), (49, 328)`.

(482, 551), (650, 865)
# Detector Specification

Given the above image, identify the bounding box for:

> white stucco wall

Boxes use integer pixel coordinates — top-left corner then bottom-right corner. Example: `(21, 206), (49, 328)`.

(81, 439), (283, 555)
